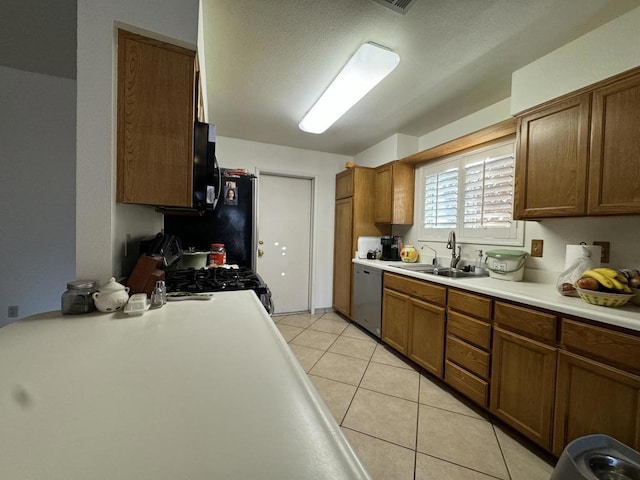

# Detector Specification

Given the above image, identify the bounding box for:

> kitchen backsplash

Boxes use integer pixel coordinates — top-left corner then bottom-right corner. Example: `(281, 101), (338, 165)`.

(397, 215), (640, 275)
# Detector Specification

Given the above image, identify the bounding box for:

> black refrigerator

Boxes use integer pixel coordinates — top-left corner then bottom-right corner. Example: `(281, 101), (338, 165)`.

(163, 174), (256, 270)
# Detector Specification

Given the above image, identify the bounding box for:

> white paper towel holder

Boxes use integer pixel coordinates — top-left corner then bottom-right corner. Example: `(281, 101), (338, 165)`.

(564, 242), (602, 270)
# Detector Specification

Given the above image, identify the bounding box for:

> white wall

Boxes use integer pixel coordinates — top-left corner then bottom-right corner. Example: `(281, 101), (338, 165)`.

(76, 0), (200, 284)
(354, 134), (418, 167)
(418, 98), (512, 151)
(214, 136), (350, 309)
(0, 66), (76, 326)
(511, 6), (640, 114)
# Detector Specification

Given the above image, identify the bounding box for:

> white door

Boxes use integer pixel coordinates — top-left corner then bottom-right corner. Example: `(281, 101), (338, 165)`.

(256, 173), (313, 314)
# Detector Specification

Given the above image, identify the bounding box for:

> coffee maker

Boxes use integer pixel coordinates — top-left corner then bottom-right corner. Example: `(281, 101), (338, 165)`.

(381, 236), (403, 261)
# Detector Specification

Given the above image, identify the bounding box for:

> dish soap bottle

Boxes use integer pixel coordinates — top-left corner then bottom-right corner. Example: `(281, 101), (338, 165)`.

(475, 250), (484, 272)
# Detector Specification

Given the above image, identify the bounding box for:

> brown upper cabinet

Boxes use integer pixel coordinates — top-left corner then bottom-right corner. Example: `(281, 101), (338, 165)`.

(514, 67), (640, 219)
(374, 161), (415, 224)
(117, 29), (197, 207)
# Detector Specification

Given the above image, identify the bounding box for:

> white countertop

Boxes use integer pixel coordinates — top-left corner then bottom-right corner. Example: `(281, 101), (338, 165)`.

(355, 259), (640, 332)
(0, 291), (370, 480)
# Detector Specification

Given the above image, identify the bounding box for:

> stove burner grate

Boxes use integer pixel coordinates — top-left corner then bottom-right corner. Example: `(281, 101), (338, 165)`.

(165, 267), (272, 313)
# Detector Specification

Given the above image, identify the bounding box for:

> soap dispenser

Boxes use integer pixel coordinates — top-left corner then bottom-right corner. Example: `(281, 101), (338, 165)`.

(475, 250), (484, 272)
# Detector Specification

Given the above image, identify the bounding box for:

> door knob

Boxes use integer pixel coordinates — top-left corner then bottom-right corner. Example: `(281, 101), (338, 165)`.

(258, 249), (264, 257)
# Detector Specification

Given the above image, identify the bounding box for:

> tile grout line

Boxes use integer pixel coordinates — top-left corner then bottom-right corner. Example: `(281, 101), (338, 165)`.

(414, 376), (421, 480)
(491, 423), (514, 480)
(336, 323), (379, 427)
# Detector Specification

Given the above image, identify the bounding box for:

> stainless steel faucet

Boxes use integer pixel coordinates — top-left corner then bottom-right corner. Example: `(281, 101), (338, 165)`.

(446, 230), (461, 268)
(420, 244), (438, 266)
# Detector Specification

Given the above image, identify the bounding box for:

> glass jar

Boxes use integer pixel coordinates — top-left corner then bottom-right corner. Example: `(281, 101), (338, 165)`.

(210, 243), (226, 266)
(61, 280), (97, 315)
(401, 244), (419, 263)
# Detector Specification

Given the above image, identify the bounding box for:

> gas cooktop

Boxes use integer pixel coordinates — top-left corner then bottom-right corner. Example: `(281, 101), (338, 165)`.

(165, 267), (272, 313)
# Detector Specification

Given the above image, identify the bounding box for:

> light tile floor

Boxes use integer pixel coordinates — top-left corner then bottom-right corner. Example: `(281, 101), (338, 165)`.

(273, 311), (557, 480)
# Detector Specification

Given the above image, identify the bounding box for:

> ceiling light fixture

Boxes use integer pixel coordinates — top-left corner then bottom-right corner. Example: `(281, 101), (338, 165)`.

(298, 42), (400, 134)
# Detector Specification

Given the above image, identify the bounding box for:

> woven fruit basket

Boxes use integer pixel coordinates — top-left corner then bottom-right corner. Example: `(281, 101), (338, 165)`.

(575, 287), (636, 308)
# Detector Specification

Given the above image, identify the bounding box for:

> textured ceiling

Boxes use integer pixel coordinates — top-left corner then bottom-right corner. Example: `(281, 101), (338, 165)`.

(201, 0), (640, 155)
(3, 1), (638, 157)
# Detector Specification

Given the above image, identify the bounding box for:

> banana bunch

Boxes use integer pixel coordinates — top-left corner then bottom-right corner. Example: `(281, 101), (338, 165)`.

(578, 268), (632, 293)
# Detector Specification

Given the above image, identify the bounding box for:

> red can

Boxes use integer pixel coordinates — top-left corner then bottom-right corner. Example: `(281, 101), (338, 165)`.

(210, 243), (226, 266)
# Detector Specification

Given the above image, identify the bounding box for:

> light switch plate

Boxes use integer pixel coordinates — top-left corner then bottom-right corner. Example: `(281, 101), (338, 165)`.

(531, 239), (543, 257)
(593, 241), (610, 263)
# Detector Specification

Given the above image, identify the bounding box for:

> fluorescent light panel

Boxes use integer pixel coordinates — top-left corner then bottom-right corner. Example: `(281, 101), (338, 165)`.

(299, 42), (400, 134)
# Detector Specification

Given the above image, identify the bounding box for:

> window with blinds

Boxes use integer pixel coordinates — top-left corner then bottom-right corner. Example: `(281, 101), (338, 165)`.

(463, 152), (514, 229)
(424, 166), (458, 229)
(419, 139), (523, 245)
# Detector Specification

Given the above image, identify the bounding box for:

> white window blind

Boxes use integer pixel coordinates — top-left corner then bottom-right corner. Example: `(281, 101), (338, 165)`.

(423, 167), (458, 229)
(418, 139), (524, 246)
(463, 152), (514, 229)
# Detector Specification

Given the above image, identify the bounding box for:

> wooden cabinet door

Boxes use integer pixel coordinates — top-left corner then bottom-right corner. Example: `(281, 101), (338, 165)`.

(589, 72), (640, 214)
(117, 29), (196, 207)
(408, 298), (445, 378)
(382, 288), (410, 355)
(490, 327), (557, 450)
(553, 350), (640, 456)
(374, 164), (392, 223)
(332, 197), (353, 317)
(335, 169), (354, 200)
(374, 162), (415, 225)
(514, 93), (590, 218)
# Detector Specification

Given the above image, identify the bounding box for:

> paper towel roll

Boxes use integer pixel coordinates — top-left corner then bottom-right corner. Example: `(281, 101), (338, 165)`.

(565, 244), (602, 270)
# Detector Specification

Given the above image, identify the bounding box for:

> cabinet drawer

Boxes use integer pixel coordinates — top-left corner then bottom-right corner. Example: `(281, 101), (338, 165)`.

(384, 273), (446, 306)
(448, 289), (492, 320)
(447, 310), (491, 350)
(494, 301), (557, 342)
(446, 335), (490, 380)
(561, 318), (640, 374)
(445, 360), (488, 408)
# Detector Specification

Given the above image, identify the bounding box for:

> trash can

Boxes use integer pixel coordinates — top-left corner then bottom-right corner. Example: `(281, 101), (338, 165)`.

(551, 434), (640, 480)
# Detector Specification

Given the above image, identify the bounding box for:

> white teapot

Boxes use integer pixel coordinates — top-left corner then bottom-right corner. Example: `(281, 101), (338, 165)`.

(92, 277), (130, 312)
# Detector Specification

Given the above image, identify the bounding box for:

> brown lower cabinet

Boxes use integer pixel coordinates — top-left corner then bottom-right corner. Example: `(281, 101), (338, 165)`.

(490, 326), (557, 450)
(382, 273), (446, 377)
(553, 344), (640, 456)
(444, 289), (493, 408)
(408, 298), (446, 377)
(381, 288), (410, 355)
(378, 271), (640, 456)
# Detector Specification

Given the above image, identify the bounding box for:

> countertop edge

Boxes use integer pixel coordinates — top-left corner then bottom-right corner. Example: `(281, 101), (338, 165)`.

(354, 259), (640, 332)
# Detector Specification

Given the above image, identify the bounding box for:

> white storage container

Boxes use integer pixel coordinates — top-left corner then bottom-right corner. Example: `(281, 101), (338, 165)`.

(485, 249), (528, 281)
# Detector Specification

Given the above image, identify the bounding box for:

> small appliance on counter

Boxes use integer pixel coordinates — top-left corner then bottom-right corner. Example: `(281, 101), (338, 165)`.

(380, 235), (403, 261)
(356, 236), (382, 259)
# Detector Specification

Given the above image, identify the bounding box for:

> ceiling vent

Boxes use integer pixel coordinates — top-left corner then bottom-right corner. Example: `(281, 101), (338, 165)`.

(371, 0), (416, 14)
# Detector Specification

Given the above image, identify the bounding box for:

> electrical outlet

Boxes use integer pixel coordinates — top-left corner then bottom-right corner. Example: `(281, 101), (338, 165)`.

(531, 239), (544, 257)
(593, 241), (610, 263)
(8, 305), (19, 318)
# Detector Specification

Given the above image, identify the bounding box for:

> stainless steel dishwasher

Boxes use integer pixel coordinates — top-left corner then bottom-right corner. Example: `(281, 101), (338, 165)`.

(353, 264), (382, 338)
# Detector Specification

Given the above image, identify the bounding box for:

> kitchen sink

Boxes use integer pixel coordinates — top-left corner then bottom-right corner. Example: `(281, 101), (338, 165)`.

(431, 268), (488, 278)
(397, 264), (488, 279)
(397, 264), (437, 273)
